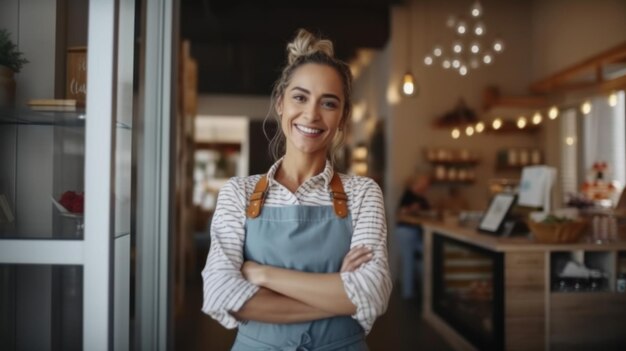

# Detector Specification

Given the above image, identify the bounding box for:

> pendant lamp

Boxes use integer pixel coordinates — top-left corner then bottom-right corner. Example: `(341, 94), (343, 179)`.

(401, 5), (417, 97)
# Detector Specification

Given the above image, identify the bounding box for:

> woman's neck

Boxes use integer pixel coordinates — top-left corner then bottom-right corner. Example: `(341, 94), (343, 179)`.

(276, 153), (327, 193)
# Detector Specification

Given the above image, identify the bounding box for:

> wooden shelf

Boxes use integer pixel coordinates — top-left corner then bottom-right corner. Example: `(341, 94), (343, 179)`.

(431, 179), (476, 185)
(427, 159), (480, 166)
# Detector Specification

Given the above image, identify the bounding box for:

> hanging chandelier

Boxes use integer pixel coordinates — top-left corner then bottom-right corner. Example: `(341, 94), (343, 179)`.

(423, 0), (505, 76)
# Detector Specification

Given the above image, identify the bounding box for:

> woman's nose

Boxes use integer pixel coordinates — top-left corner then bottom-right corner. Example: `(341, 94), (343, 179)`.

(303, 102), (320, 120)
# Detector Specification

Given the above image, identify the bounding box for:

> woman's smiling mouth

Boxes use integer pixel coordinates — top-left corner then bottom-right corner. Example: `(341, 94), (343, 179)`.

(295, 124), (324, 136)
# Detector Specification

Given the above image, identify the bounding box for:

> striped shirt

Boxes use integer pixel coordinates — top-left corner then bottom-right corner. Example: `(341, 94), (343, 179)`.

(201, 158), (392, 334)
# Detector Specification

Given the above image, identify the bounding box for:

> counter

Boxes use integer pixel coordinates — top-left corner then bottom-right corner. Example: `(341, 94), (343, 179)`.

(407, 216), (626, 351)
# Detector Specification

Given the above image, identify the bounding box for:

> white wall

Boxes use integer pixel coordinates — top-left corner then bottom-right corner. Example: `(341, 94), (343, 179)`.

(197, 94), (270, 120)
(383, 0), (540, 213)
(530, 0), (626, 81)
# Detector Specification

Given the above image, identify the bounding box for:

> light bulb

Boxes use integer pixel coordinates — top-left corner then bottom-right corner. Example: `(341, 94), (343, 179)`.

(470, 1), (482, 17)
(608, 92), (618, 107)
(459, 65), (468, 76)
(483, 52), (493, 64)
(465, 125), (474, 136)
(492, 118), (502, 130)
(475, 122), (485, 133)
(452, 128), (461, 139)
(424, 55), (433, 65)
(433, 46), (443, 57)
(532, 111), (542, 125)
(442, 59), (451, 69)
(457, 20), (467, 35)
(402, 72), (416, 96)
(453, 41), (463, 53)
(470, 41), (480, 54)
(548, 106), (559, 119)
(493, 39), (505, 53)
(517, 116), (527, 129)
(581, 100), (592, 115)
(474, 22), (485, 36)
(565, 137), (575, 146)
(452, 59), (461, 69)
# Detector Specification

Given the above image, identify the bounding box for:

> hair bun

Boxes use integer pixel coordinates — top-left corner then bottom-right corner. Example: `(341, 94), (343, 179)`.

(286, 29), (334, 65)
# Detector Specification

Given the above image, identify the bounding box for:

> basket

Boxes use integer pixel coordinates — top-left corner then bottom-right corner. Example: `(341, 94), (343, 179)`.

(527, 219), (588, 244)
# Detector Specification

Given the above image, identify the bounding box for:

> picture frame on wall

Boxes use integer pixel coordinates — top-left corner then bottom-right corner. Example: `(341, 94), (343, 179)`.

(478, 193), (517, 234)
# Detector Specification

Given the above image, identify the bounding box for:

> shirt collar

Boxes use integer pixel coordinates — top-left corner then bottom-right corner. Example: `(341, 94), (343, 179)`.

(265, 157), (335, 189)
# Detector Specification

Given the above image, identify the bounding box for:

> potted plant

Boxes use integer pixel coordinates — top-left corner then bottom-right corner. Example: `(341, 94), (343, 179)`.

(0, 28), (28, 107)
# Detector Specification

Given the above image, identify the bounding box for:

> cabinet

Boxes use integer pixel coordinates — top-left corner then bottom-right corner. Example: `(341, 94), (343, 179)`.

(425, 148), (479, 184)
(421, 221), (626, 351)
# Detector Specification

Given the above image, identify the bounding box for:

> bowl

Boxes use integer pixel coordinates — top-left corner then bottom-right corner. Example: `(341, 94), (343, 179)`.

(527, 219), (588, 244)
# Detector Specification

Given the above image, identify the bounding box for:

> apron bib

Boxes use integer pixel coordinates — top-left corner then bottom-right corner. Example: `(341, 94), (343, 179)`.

(231, 204), (367, 351)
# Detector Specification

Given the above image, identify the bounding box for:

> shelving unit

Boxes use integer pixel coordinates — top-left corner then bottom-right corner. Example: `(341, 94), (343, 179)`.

(0, 107), (87, 239)
(425, 148), (480, 185)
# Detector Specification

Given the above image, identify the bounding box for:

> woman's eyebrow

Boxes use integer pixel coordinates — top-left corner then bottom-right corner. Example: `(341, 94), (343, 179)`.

(290, 86), (341, 101)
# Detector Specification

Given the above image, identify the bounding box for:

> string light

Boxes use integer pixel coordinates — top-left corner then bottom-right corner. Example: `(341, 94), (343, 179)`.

(444, 91), (621, 139)
(475, 122), (485, 133)
(608, 92), (618, 107)
(532, 111), (542, 125)
(451, 128), (461, 139)
(492, 118), (502, 130)
(581, 100), (592, 115)
(548, 106), (559, 120)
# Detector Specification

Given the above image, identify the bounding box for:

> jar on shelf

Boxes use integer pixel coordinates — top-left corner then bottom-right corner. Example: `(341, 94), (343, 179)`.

(519, 149), (530, 166)
(507, 149), (518, 166)
(531, 149), (542, 164)
(435, 165), (447, 180)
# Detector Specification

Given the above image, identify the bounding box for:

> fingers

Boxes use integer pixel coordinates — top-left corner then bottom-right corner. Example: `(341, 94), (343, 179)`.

(341, 245), (374, 272)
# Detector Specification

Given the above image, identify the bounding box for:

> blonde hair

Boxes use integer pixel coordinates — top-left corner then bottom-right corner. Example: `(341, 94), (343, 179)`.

(265, 29), (353, 164)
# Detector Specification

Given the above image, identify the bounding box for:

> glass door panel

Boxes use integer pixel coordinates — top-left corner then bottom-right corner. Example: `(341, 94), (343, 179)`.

(0, 0), (136, 350)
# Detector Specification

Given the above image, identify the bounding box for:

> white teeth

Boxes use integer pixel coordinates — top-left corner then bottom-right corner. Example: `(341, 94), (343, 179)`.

(295, 124), (323, 135)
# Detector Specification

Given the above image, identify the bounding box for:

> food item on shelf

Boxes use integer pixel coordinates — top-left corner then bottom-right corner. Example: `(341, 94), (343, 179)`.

(59, 191), (84, 214)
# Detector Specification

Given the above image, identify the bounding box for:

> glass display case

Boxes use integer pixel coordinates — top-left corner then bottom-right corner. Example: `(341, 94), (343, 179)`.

(432, 233), (504, 350)
(0, 108), (86, 239)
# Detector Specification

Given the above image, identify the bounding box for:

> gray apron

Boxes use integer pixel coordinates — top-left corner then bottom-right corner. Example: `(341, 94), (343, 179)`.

(232, 204), (367, 351)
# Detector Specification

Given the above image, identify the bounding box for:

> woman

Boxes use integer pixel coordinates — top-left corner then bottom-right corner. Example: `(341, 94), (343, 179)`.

(201, 29), (392, 350)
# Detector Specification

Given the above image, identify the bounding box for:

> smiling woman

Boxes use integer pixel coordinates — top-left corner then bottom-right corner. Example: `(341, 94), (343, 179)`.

(200, 29), (392, 351)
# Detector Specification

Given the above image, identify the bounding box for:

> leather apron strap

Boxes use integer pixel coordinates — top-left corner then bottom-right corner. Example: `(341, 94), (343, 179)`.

(329, 173), (348, 218)
(246, 173), (348, 219)
(246, 175), (269, 218)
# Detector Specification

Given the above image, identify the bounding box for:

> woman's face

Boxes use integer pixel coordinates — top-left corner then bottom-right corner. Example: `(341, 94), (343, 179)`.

(277, 63), (345, 160)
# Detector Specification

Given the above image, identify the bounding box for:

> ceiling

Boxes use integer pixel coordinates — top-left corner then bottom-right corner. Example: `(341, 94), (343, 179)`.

(180, 0), (399, 95)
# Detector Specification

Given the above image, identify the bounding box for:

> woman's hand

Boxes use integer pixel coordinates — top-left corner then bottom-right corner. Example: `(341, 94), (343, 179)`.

(242, 261), (266, 286)
(340, 245), (373, 272)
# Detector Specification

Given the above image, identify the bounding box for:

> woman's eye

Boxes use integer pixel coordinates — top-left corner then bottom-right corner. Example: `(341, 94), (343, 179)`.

(293, 95), (306, 102)
(322, 100), (338, 109)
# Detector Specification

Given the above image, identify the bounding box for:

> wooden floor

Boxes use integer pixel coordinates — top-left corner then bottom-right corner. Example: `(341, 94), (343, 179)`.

(175, 269), (453, 351)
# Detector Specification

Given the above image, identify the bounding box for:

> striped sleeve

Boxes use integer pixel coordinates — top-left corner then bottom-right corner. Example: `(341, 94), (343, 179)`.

(200, 177), (259, 329)
(340, 177), (392, 334)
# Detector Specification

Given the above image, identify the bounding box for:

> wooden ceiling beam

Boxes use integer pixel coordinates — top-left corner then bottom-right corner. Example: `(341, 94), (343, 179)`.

(530, 41), (626, 94)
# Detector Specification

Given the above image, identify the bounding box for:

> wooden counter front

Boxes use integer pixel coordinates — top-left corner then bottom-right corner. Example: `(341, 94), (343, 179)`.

(410, 216), (626, 351)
